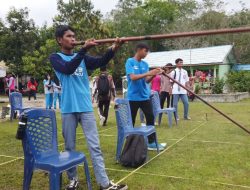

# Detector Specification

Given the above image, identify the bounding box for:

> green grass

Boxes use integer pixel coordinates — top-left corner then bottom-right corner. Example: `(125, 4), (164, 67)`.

(0, 99), (250, 190)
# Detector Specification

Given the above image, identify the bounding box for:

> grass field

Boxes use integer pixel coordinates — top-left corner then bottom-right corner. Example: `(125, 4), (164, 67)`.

(0, 99), (250, 190)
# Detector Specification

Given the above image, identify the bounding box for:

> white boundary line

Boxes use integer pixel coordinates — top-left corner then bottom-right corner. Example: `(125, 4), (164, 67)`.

(0, 158), (22, 166)
(58, 127), (114, 146)
(105, 167), (250, 189)
(0, 155), (23, 159)
(78, 166), (250, 189)
(116, 121), (207, 184)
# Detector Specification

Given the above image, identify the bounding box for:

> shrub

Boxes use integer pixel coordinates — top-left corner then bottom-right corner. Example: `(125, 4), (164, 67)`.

(212, 78), (225, 94)
(226, 71), (250, 92)
(194, 84), (200, 94)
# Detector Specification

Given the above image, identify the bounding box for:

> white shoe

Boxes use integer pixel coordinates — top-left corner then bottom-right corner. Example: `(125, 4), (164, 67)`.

(141, 123), (146, 126)
(160, 143), (167, 147)
(99, 116), (105, 126)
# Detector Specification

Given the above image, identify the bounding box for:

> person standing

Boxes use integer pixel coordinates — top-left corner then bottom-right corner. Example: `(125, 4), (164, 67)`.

(8, 73), (16, 95)
(151, 74), (161, 93)
(50, 25), (127, 190)
(93, 66), (115, 126)
(160, 63), (174, 108)
(125, 43), (165, 151)
(27, 77), (38, 100)
(43, 74), (54, 109)
(171, 58), (191, 120)
(53, 75), (62, 109)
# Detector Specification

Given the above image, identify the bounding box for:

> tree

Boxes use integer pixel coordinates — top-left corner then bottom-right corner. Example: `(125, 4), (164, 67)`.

(22, 39), (59, 81)
(2, 8), (37, 76)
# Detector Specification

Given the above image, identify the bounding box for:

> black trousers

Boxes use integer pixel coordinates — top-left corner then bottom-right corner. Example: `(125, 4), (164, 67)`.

(160, 91), (173, 108)
(129, 100), (155, 143)
(98, 99), (110, 124)
(28, 90), (36, 100)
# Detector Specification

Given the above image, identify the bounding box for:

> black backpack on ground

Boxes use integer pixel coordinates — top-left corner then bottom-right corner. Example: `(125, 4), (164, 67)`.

(120, 134), (147, 168)
(97, 74), (110, 97)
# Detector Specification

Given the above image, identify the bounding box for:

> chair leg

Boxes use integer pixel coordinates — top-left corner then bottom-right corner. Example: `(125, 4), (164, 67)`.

(167, 111), (173, 128)
(49, 172), (61, 190)
(10, 109), (14, 121)
(23, 158), (33, 190)
(83, 159), (92, 190)
(174, 111), (178, 125)
(116, 134), (125, 161)
(158, 113), (162, 125)
(154, 133), (160, 153)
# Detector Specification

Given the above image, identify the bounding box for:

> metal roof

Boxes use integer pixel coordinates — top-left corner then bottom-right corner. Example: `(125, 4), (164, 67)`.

(143, 45), (234, 67)
(232, 64), (250, 71)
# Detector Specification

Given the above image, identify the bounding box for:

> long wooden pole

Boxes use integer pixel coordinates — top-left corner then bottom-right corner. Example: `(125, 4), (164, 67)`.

(74, 26), (250, 45)
(161, 72), (250, 135)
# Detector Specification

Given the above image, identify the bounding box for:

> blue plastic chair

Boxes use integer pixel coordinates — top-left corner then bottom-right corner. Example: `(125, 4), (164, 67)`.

(114, 98), (159, 161)
(151, 91), (177, 127)
(22, 108), (92, 190)
(9, 92), (24, 121)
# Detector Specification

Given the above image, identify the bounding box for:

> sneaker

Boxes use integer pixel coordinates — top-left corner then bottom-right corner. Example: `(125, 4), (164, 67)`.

(160, 143), (167, 148)
(99, 116), (106, 126)
(184, 117), (191, 120)
(148, 142), (165, 151)
(141, 123), (146, 127)
(65, 178), (79, 190)
(100, 181), (128, 190)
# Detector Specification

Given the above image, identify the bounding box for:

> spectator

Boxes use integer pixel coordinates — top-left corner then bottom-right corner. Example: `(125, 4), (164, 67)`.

(43, 74), (54, 109)
(27, 77), (38, 100)
(171, 58), (191, 120)
(160, 63), (174, 108)
(93, 66), (115, 126)
(7, 73), (16, 95)
(151, 74), (161, 93)
(53, 75), (61, 109)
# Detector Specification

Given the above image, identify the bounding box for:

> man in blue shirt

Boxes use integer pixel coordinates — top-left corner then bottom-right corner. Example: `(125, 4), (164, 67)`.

(125, 43), (165, 151)
(50, 25), (127, 190)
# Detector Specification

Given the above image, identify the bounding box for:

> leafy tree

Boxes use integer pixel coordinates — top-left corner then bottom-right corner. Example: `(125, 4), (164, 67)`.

(2, 8), (37, 76)
(22, 39), (59, 81)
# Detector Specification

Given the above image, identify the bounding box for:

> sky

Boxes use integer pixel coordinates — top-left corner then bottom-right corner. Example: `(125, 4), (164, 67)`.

(0, 0), (250, 27)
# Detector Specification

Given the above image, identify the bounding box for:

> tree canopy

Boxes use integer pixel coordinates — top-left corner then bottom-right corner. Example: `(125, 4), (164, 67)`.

(0, 0), (250, 86)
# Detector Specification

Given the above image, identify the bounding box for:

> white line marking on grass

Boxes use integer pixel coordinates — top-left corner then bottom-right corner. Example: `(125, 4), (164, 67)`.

(116, 121), (207, 185)
(0, 158), (22, 166)
(157, 139), (250, 146)
(0, 155), (23, 159)
(58, 127), (114, 146)
(96, 167), (250, 189)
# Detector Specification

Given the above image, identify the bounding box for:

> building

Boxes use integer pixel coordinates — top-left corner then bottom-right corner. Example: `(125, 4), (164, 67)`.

(232, 64), (250, 71)
(143, 45), (237, 79)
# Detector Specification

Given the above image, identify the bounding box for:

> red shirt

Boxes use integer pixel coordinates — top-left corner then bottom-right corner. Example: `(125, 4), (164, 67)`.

(27, 81), (38, 91)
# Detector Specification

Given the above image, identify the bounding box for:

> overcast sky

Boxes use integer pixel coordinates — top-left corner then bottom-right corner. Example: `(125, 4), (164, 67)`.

(0, 0), (250, 27)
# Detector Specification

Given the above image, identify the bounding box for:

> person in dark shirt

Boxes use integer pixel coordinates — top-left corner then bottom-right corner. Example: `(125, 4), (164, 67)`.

(50, 25), (127, 190)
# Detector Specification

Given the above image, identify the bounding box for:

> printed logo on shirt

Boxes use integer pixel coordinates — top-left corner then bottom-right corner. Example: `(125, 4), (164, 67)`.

(73, 67), (83, 77)
(133, 66), (139, 70)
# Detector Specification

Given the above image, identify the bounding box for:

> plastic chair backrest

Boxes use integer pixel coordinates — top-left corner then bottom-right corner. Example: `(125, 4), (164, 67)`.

(150, 91), (161, 115)
(115, 99), (133, 131)
(10, 92), (23, 110)
(25, 109), (58, 159)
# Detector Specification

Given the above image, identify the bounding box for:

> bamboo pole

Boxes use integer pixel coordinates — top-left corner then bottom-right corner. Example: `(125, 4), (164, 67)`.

(74, 26), (250, 45)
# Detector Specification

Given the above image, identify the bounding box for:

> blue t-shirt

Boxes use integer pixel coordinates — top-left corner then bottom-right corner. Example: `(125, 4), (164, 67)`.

(55, 53), (93, 113)
(125, 58), (150, 101)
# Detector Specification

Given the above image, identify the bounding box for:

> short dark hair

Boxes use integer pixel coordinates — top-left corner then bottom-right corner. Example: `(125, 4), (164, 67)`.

(135, 43), (149, 52)
(175, 58), (183, 64)
(165, 63), (173, 67)
(100, 66), (107, 72)
(55, 25), (75, 39)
